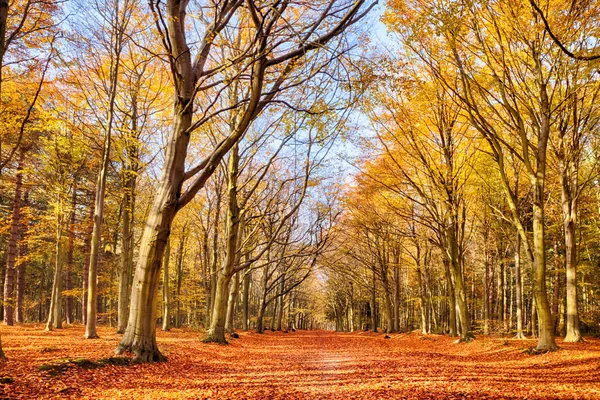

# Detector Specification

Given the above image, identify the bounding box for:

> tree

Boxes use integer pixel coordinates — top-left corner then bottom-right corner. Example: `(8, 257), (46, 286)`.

(76, 0), (136, 340)
(117, 0), (375, 362)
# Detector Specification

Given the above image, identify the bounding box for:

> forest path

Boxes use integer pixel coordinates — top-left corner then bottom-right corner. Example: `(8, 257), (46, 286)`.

(2, 325), (600, 399)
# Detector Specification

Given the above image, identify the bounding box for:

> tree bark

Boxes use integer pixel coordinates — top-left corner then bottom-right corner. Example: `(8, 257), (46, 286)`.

(225, 272), (239, 334)
(530, 88), (558, 351)
(242, 271), (250, 330)
(370, 268), (377, 332)
(117, 167), (136, 333)
(447, 224), (471, 341)
(175, 229), (186, 328)
(275, 277), (285, 331)
(417, 265), (427, 335)
(82, 194), (94, 325)
(85, 131), (111, 339)
(515, 233), (526, 339)
(561, 167), (582, 342)
(15, 216), (27, 324)
(65, 181), (77, 325)
(46, 221), (64, 330)
(116, 97), (191, 361)
(205, 143), (241, 343)
(162, 239), (171, 331)
(552, 240), (561, 335)
(444, 259), (457, 336)
(3, 150), (24, 326)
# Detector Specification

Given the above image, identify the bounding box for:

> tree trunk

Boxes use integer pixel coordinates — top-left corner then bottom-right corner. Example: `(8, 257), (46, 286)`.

(447, 225), (471, 341)
(444, 258), (457, 336)
(205, 143), (241, 343)
(503, 257), (508, 332)
(276, 278), (285, 331)
(65, 182), (77, 325)
(85, 132), (111, 339)
(552, 240), (561, 335)
(515, 233), (525, 339)
(116, 96), (193, 362)
(393, 262), (400, 332)
(242, 271), (250, 330)
(417, 266), (427, 335)
(532, 179), (557, 351)
(256, 290), (267, 334)
(15, 228), (27, 324)
(225, 271), (239, 334)
(370, 268), (377, 332)
(117, 173), (135, 333)
(15, 190), (28, 323)
(380, 263), (393, 334)
(3, 150), (24, 326)
(162, 239), (171, 331)
(46, 222), (64, 331)
(349, 283), (355, 332)
(82, 196), (94, 325)
(562, 178), (582, 342)
(175, 230), (186, 328)
(483, 247), (490, 335)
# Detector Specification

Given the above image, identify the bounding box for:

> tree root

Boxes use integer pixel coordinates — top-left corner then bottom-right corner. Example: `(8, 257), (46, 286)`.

(116, 341), (167, 363)
(202, 335), (229, 345)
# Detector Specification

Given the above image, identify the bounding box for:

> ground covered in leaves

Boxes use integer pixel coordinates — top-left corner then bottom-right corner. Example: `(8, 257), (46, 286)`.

(1, 325), (599, 399)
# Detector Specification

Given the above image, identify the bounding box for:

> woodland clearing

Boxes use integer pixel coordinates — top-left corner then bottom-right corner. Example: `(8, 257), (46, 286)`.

(0, 325), (599, 399)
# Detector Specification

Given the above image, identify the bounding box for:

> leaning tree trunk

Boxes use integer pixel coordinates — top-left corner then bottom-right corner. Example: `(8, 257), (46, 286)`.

(3, 150), (24, 326)
(116, 97), (193, 362)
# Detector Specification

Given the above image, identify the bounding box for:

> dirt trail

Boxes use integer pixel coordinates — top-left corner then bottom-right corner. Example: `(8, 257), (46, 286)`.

(1, 325), (600, 399)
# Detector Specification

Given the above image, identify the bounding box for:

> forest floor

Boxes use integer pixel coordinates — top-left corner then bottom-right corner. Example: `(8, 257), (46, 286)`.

(0, 325), (599, 399)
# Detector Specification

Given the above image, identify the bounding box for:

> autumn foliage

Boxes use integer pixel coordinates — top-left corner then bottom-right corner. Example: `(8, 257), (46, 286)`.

(1, 325), (600, 399)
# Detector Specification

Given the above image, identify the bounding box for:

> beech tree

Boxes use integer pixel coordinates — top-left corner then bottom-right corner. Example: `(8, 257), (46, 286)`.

(116, 0), (375, 362)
